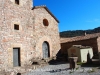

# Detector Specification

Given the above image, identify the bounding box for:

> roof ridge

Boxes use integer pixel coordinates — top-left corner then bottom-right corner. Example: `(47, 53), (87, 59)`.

(61, 32), (100, 43)
(32, 6), (59, 23)
(34, 5), (46, 7)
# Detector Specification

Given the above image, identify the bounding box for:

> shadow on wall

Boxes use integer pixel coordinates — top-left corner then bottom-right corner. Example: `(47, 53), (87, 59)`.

(87, 52), (92, 64)
(56, 49), (68, 61)
(48, 49), (68, 65)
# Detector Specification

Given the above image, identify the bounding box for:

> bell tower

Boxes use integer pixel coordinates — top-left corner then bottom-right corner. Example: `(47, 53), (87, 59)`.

(0, 0), (33, 68)
(9, 0), (33, 9)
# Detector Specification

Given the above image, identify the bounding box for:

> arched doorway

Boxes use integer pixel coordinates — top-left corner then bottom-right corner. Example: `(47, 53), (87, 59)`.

(42, 41), (50, 59)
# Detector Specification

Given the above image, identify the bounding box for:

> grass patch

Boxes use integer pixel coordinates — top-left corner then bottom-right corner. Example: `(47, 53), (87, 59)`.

(77, 62), (83, 65)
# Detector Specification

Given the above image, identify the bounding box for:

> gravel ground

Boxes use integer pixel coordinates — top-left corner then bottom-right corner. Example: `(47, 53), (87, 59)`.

(25, 62), (100, 75)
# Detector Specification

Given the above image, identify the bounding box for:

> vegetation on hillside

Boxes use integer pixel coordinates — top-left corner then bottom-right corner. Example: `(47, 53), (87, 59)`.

(60, 27), (100, 38)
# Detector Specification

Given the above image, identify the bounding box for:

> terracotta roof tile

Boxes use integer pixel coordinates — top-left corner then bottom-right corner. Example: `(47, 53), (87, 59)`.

(60, 33), (100, 43)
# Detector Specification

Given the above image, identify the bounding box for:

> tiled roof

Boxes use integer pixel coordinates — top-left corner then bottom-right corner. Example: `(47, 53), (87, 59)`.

(60, 33), (100, 43)
(32, 5), (59, 23)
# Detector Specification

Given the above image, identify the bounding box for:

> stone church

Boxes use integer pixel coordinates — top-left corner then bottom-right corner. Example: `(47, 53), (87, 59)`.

(0, 0), (60, 69)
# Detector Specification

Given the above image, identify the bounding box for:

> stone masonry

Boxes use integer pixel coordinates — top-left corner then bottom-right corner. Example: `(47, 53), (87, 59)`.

(0, 0), (61, 70)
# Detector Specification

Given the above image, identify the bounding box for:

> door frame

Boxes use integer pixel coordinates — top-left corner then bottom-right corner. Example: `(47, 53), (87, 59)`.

(42, 41), (50, 59)
(13, 47), (21, 67)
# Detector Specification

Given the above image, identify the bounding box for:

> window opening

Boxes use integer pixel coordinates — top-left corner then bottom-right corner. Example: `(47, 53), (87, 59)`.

(43, 19), (49, 26)
(15, 0), (19, 5)
(14, 24), (19, 30)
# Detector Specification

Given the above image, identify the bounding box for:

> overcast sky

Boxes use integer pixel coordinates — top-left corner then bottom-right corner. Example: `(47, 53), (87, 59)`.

(34, 0), (100, 32)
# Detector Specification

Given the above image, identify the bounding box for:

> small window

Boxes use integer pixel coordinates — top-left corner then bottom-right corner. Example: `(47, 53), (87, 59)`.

(43, 19), (49, 26)
(17, 73), (21, 75)
(15, 0), (19, 5)
(14, 24), (19, 30)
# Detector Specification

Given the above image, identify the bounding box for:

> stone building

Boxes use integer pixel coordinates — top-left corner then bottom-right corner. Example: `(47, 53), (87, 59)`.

(60, 33), (100, 60)
(0, 0), (60, 69)
(68, 45), (93, 62)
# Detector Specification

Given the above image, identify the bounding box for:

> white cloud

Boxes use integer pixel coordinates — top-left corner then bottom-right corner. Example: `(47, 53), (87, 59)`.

(86, 19), (100, 23)
(94, 19), (100, 22)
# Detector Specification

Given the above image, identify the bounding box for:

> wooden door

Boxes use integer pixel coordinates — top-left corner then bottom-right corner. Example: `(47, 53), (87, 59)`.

(13, 48), (20, 67)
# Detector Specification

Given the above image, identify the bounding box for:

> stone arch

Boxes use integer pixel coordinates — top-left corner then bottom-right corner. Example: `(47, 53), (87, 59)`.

(42, 41), (50, 59)
(36, 36), (52, 59)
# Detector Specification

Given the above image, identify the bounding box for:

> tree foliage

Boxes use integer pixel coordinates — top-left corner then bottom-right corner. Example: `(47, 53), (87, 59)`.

(60, 27), (100, 38)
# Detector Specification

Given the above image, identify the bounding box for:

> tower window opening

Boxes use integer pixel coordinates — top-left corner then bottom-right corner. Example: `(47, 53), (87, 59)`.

(15, 0), (19, 5)
(14, 24), (19, 30)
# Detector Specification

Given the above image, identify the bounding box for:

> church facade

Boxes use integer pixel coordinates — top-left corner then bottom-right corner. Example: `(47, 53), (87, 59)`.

(0, 0), (60, 69)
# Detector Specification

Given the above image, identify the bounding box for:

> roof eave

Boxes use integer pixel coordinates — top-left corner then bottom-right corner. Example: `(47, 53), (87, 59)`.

(32, 6), (59, 23)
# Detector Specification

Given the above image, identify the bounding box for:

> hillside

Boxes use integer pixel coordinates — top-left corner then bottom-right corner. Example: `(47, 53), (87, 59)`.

(60, 27), (100, 38)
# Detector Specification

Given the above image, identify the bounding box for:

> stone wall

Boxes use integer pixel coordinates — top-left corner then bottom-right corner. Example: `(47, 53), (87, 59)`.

(97, 37), (100, 52)
(0, 0), (34, 68)
(32, 7), (61, 58)
(61, 38), (98, 55)
(0, 0), (61, 69)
